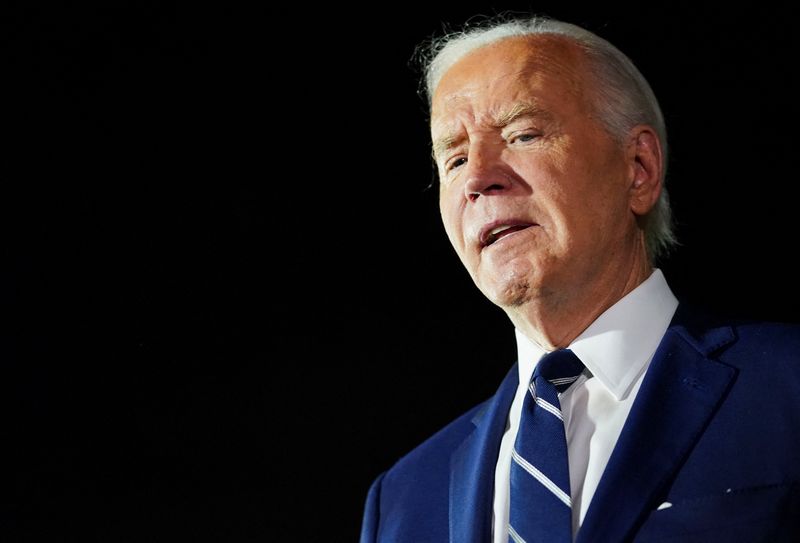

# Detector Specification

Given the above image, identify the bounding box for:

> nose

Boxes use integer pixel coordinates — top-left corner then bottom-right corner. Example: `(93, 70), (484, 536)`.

(463, 143), (512, 202)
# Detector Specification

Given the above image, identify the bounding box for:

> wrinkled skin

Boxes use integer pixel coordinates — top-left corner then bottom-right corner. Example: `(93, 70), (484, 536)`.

(431, 36), (663, 349)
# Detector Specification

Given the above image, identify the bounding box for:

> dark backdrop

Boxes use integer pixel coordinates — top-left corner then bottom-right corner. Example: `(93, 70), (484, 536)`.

(3, 2), (798, 541)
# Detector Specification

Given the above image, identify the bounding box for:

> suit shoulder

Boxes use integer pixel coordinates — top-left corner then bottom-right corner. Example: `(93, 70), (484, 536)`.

(731, 320), (800, 347)
(670, 308), (800, 388)
(725, 321), (800, 359)
(385, 399), (487, 479)
(362, 398), (491, 540)
(708, 321), (800, 391)
(673, 305), (800, 361)
(730, 321), (800, 370)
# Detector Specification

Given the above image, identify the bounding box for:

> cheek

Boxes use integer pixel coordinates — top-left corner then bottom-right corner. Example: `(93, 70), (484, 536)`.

(439, 190), (464, 245)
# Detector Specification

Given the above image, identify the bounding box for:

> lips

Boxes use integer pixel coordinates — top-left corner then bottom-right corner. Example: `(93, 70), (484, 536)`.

(479, 221), (536, 248)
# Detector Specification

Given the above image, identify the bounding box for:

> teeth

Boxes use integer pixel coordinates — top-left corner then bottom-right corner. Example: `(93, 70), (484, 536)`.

(490, 225), (512, 236)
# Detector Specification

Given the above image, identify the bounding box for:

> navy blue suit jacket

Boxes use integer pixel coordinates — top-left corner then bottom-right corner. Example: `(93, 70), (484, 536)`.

(360, 306), (800, 542)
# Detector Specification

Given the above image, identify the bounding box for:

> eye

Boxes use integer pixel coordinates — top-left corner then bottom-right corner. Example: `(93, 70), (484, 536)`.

(446, 156), (467, 172)
(508, 132), (541, 145)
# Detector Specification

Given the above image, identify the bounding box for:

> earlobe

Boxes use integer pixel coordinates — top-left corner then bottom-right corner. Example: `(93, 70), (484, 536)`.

(628, 126), (663, 216)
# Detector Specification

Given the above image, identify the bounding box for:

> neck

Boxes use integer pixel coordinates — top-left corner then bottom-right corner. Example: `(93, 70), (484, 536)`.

(507, 256), (653, 351)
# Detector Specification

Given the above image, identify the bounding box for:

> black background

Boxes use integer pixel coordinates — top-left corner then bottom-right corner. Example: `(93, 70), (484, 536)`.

(3, 2), (799, 541)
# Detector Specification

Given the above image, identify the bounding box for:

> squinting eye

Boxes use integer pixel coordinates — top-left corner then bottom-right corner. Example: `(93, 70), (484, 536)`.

(447, 157), (467, 171)
(511, 133), (539, 144)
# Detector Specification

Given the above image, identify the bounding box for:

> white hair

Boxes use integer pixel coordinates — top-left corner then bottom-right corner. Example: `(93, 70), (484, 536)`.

(419, 16), (677, 262)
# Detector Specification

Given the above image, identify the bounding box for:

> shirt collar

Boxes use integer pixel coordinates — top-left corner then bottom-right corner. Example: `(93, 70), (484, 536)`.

(515, 269), (678, 401)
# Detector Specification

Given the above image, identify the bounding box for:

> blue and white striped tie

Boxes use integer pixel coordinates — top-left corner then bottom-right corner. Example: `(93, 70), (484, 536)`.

(509, 349), (584, 543)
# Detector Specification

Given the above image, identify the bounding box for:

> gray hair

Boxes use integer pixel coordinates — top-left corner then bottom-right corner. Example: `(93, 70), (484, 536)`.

(418, 16), (677, 262)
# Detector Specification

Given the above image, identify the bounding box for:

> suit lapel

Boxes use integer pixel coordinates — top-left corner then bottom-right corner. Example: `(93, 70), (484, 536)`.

(449, 364), (519, 543)
(576, 319), (738, 542)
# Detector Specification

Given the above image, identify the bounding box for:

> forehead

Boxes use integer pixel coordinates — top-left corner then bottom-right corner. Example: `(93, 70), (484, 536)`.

(430, 35), (590, 134)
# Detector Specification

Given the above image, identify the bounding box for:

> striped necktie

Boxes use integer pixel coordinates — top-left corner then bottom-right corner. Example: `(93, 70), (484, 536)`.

(509, 349), (584, 543)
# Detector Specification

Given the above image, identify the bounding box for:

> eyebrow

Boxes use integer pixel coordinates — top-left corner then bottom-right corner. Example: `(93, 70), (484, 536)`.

(431, 102), (553, 160)
(431, 133), (465, 161)
(492, 102), (553, 128)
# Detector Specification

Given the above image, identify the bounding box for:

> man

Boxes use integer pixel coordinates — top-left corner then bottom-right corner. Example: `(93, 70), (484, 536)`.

(361, 16), (800, 543)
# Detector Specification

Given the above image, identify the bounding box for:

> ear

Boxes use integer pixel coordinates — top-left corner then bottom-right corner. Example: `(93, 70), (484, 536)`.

(626, 125), (663, 217)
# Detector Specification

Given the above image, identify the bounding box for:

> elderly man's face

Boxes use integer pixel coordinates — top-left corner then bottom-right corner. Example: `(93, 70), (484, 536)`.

(431, 36), (643, 309)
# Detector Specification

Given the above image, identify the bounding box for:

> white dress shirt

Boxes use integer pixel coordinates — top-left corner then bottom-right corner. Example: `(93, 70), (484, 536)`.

(492, 269), (678, 541)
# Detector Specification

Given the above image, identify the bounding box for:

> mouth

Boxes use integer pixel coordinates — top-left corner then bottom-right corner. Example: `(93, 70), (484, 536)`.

(479, 221), (537, 248)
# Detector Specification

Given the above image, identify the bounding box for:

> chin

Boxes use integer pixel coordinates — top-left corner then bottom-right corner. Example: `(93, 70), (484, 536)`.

(481, 278), (533, 308)
(475, 259), (541, 308)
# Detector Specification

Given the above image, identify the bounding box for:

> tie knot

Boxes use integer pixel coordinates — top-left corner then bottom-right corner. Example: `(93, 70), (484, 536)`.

(533, 349), (584, 393)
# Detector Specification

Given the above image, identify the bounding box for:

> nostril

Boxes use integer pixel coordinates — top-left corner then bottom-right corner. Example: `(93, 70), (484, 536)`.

(470, 184), (505, 199)
(465, 177), (509, 202)
(469, 183), (505, 200)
